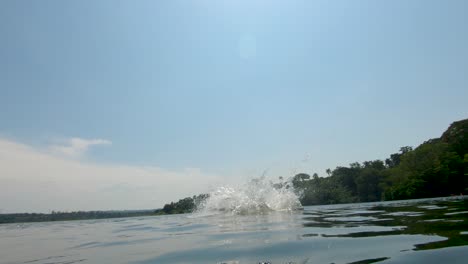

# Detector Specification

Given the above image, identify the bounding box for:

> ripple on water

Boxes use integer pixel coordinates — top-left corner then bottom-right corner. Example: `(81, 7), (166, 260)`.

(444, 211), (468, 216)
(324, 216), (378, 222)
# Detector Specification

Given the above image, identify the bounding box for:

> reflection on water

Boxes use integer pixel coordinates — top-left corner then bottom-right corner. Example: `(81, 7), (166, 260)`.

(1, 197), (467, 264)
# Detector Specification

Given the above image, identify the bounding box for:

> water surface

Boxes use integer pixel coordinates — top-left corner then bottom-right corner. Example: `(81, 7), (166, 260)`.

(1, 197), (468, 264)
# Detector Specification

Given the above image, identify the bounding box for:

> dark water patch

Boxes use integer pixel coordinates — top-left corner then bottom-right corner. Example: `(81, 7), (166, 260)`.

(325, 216), (378, 222)
(22, 255), (87, 264)
(321, 230), (402, 238)
(302, 233), (319, 237)
(23, 255), (66, 263)
(347, 257), (389, 264)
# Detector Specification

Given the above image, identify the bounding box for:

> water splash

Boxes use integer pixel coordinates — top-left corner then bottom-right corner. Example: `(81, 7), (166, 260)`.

(195, 177), (302, 215)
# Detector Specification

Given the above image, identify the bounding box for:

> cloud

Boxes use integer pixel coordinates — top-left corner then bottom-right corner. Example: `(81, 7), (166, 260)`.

(0, 138), (228, 213)
(48, 137), (111, 158)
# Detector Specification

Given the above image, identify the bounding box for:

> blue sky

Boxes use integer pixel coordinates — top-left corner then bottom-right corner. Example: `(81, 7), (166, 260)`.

(1, 1), (467, 212)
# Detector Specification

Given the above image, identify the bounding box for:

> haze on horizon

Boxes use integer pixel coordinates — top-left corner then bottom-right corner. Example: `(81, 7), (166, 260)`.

(1, 0), (467, 213)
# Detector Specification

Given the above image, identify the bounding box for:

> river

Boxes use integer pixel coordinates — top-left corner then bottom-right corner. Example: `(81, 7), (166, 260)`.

(1, 197), (468, 263)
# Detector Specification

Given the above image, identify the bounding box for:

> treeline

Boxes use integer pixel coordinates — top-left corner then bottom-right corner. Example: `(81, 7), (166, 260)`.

(0, 210), (156, 224)
(292, 119), (468, 205)
(157, 194), (209, 215)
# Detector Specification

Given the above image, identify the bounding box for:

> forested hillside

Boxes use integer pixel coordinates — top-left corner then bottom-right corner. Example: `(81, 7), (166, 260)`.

(292, 118), (468, 205)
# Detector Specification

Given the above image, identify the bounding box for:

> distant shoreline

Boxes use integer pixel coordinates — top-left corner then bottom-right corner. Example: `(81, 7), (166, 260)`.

(0, 209), (168, 224)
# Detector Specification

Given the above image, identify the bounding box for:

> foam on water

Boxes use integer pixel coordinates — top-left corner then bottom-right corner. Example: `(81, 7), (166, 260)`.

(195, 177), (303, 215)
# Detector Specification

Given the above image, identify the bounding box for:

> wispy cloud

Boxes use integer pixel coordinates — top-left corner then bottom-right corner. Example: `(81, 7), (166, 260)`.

(49, 137), (111, 158)
(0, 138), (227, 213)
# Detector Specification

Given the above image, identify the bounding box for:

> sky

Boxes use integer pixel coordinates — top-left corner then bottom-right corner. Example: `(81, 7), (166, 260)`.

(1, 0), (467, 213)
